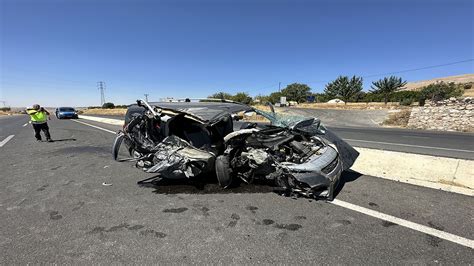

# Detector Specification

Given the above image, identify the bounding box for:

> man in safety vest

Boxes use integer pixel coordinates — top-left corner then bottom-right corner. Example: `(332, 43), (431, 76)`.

(26, 104), (53, 142)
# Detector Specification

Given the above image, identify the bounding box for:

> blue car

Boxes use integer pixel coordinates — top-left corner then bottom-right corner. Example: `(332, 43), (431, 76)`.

(55, 107), (78, 119)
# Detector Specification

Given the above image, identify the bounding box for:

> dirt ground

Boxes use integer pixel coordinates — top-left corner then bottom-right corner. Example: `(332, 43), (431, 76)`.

(0, 111), (16, 116)
(296, 102), (401, 110)
(80, 108), (127, 116)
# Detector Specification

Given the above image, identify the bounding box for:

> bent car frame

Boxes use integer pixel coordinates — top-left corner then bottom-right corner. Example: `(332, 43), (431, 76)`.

(112, 99), (359, 200)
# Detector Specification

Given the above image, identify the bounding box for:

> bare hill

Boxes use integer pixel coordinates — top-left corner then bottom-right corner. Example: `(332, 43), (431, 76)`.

(400, 73), (474, 91)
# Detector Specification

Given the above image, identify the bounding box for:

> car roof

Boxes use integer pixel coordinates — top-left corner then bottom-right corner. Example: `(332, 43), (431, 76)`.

(131, 101), (254, 123)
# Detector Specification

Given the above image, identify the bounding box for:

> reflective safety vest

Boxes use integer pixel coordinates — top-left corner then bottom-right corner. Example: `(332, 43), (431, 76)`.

(27, 109), (47, 123)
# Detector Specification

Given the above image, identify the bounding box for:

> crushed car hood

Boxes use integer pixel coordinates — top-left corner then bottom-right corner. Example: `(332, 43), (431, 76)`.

(255, 109), (359, 170)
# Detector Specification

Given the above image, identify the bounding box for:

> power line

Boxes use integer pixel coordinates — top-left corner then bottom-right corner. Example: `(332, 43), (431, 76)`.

(361, 59), (474, 78)
(304, 59), (474, 85)
(260, 59), (474, 90)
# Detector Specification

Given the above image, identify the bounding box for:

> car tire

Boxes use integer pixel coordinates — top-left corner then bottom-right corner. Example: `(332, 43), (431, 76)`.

(112, 132), (125, 161)
(215, 155), (233, 188)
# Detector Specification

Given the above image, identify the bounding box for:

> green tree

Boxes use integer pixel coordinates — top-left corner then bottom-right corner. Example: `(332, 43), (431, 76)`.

(267, 91), (283, 104)
(281, 83), (311, 103)
(419, 82), (463, 103)
(102, 102), (115, 109)
(352, 91), (367, 102)
(209, 92), (233, 100)
(370, 76), (407, 104)
(324, 75), (363, 104)
(254, 94), (270, 104)
(313, 93), (331, 103)
(231, 92), (253, 104)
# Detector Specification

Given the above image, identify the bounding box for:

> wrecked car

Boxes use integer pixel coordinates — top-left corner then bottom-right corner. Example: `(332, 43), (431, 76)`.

(112, 99), (359, 200)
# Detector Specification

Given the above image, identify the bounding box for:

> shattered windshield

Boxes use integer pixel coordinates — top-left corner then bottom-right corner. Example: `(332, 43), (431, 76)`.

(254, 109), (326, 134)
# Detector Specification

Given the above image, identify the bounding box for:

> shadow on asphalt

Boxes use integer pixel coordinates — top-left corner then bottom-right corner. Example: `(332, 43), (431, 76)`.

(137, 174), (276, 195)
(333, 170), (363, 198)
(137, 170), (362, 199)
(51, 138), (77, 142)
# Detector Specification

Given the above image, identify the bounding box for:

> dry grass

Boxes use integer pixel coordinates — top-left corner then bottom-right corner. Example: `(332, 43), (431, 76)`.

(297, 102), (400, 110)
(463, 87), (474, 97)
(80, 108), (127, 116)
(401, 73), (474, 91)
(382, 109), (412, 127)
(0, 111), (16, 116)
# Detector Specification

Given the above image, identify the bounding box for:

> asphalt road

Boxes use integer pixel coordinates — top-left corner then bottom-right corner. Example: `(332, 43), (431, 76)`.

(1, 115), (473, 264)
(81, 114), (474, 160)
(286, 107), (389, 128)
(286, 107), (474, 160)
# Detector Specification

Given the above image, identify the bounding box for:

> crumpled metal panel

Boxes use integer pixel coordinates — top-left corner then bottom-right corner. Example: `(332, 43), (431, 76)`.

(322, 128), (359, 171)
(254, 109), (359, 170)
(146, 135), (215, 179)
(282, 146), (338, 172)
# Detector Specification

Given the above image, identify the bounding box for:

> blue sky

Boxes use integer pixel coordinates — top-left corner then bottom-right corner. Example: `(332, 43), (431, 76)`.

(1, 0), (473, 107)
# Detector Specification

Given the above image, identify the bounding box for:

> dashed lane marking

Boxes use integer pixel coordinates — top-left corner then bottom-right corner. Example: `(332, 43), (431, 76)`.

(331, 199), (474, 249)
(71, 119), (116, 134)
(0, 135), (15, 147)
(23, 123), (28, 127)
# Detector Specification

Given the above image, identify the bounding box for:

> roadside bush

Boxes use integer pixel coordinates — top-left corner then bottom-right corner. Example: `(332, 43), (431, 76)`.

(231, 92), (253, 104)
(267, 91), (283, 104)
(419, 82), (463, 102)
(0, 107), (11, 112)
(102, 102), (115, 109)
(399, 98), (414, 106)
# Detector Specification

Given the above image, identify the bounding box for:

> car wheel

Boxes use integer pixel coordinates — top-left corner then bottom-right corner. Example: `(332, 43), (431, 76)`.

(112, 132), (125, 161)
(215, 155), (233, 188)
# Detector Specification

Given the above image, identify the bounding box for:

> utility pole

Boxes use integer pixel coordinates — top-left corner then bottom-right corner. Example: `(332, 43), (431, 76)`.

(279, 82), (281, 92)
(97, 81), (106, 106)
(144, 93), (149, 102)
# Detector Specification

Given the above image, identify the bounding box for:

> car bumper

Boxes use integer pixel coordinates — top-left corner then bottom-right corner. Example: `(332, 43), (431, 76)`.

(284, 146), (343, 200)
(58, 113), (78, 118)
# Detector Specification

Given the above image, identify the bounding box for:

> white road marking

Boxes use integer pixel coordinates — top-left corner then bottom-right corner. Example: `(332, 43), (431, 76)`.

(330, 199), (474, 249)
(345, 138), (474, 153)
(22, 123), (28, 127)
(0, 135), (15, 147)
(74, 115), (474, 248)
(71, 120), (116, 134)
(401, 135), (429, 139)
